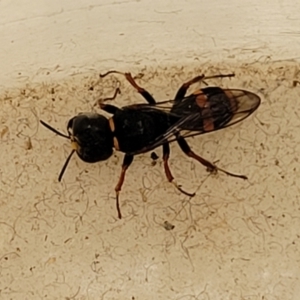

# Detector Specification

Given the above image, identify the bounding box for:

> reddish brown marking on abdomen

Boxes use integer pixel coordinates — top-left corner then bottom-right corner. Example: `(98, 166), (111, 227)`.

(195, 94), (209, 108)
(195, 93), (215, 132)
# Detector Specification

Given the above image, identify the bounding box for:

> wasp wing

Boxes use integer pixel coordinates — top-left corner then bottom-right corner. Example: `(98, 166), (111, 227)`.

(127, 89), (260, 155)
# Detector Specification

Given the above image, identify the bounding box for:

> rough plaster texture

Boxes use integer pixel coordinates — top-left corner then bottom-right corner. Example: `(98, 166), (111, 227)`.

(1, 1), (300, 300)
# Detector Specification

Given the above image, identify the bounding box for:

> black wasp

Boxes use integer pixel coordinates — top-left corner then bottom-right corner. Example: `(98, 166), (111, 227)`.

(40, 71), (260, 219)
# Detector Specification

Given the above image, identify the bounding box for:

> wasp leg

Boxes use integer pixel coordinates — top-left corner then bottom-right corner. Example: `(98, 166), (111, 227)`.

(177, 136), (247, 180)
(100, 70), (156, 104)
(100, 70), (123, 78)
(102, 87), (121, 102)
(174, 73), (235, 101)
(99, 103), (121, 114)
(96, 88), (121, 107)
(163, 143), (195, 197)
(115, 154), (134, 219)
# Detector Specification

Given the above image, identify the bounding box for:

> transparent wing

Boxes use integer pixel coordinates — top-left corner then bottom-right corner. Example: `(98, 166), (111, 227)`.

(128, 89), (260, 155)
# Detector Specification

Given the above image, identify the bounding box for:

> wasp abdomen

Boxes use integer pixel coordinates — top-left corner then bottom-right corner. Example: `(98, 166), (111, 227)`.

(201, 87), (234, 130)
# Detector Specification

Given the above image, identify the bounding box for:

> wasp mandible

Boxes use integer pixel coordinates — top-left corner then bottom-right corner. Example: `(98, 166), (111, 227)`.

(40, 71), (260, 219)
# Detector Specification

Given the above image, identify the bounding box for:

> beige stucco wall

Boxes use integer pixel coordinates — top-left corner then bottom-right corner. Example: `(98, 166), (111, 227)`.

(1, 1), (300, 299)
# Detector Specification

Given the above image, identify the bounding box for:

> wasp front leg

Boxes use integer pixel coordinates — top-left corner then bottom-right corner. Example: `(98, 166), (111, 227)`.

(177, 136), (247, 180)
(101, 87), (121, 102)
(98, 102), (121, 115)
(100, 71), (156, 104)
(114, 154), (134, 219)
(162, 143), (195, 197)
(96, 86), (122, 109)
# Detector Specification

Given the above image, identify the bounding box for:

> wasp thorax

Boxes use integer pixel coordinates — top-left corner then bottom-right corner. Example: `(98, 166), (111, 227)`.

(67, 113), (114, 163)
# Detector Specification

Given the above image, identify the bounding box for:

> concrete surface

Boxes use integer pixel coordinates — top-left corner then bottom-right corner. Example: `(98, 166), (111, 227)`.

(0, 1), (300, 300)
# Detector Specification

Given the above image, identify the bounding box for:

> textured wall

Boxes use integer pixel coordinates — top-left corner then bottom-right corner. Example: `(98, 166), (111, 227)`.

(1, 1), (300, 300)
(1, 0), (300, 85)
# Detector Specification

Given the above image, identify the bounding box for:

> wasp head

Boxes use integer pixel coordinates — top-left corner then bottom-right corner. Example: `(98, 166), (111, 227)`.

(67, 113), (113, 162)
(40, 112), (113, 181)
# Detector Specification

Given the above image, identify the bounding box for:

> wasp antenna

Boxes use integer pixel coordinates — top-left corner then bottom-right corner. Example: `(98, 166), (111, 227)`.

(58, 150), (76, 182)
(40, 120), (70, 139)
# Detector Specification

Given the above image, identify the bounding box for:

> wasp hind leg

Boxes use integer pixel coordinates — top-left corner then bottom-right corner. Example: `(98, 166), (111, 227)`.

(163, 143), (195, 197)
(174, 73), (235, 101)
(114, 154), (134, 219)
(100, 70), (156, 104)
(177, 136), (247, 180)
